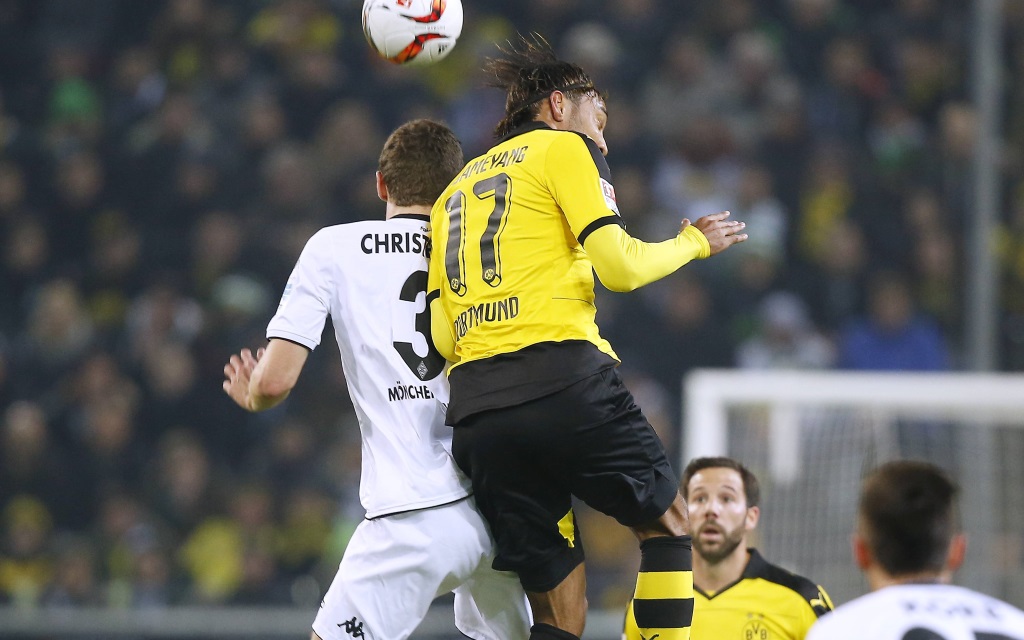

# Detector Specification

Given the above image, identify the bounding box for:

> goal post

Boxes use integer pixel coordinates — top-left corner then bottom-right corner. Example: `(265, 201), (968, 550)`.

(682, 369), (1024, 607)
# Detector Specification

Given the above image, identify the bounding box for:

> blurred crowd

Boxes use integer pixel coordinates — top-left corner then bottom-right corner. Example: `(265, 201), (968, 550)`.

(2, 0), (1024, 615)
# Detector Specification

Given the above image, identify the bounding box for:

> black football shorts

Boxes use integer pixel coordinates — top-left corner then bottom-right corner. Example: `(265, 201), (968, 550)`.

(450, 367), (679, 592)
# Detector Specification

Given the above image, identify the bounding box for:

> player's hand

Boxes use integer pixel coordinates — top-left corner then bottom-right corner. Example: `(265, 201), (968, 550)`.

(688, 211), (747, 256)
(222, 347), (264, 412)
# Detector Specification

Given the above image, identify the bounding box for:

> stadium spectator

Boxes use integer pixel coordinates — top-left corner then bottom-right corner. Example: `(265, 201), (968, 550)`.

(736, 291), (836, 369)
(793, 217), (868, 333)
(0, 496), (55, 606)
(0, 401), (88, 530)
(838, 269), (950, 371)
(41, 534), (103, 608)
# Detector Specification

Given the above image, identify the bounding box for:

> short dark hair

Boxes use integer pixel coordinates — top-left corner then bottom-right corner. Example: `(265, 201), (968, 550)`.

(378, 119), (463, 207)
(485, 33), (601, 139)
(859, 460), (958, 576)
(681, 457), (760, 508)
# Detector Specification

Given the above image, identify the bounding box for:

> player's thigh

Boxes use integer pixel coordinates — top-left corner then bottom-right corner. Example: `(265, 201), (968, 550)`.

(453, 561), (532, 640)
(312, 506), (484, 640)
(452, 399), (581, 592)
(568, 368), (680, 528)
(445, 497), (532, 639)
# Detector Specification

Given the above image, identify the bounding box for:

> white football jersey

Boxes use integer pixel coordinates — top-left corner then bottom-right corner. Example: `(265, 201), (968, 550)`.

(807, 583), (1024, 640)
(267, 214), (471, 518)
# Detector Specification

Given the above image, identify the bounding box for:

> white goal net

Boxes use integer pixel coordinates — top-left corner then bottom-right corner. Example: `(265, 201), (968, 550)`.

(683, 369), (1024, 608)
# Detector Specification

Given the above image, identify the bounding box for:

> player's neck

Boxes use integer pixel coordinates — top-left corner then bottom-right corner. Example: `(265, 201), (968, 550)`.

(384, 202), (431, 220)
(695, 546), (750, 594)
(534, 113), (560, 131)
(869, 567), (950, 591)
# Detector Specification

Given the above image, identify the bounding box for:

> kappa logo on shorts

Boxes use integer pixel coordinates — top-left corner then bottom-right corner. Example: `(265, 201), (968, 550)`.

(338, 616), (366, 638)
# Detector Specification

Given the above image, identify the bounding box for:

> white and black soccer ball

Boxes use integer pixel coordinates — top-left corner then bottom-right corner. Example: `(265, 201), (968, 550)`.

(362, 0), (463, 66)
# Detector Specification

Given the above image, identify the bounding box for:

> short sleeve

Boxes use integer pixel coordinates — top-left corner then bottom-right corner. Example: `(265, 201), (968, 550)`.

(544, 132), (624, 244)
(266, 230), (333, 350)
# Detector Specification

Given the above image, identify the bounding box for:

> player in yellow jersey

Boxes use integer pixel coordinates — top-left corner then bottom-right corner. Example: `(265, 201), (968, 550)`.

(427, 35), (747, 640)
(623, 457), (833, 640)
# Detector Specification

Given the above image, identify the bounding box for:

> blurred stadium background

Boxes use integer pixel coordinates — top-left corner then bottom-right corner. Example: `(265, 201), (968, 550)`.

(1, 0), (1023, 637)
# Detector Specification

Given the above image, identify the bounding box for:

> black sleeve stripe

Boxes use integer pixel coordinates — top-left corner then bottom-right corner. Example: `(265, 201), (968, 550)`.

(578, 215), (624, 245)
(268, 336), (313, 352)
(569, 130), (612, 182)
(632, 597), (694, 629)
(426, 289), (440, 304)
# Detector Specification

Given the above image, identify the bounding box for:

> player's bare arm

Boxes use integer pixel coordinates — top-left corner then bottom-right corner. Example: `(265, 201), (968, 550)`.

(222, 339), (309, 412)
(685, 210), (748, 255)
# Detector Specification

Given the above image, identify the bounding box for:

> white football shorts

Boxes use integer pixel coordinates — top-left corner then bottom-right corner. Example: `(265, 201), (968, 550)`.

(312, 496), (531, 640)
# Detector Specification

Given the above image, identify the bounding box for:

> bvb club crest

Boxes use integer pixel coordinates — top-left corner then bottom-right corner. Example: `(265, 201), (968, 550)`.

(742, 613), (770, 640)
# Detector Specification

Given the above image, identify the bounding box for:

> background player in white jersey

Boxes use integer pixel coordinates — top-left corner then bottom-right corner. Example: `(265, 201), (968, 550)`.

(222, 119), (530, 640)
(807, 460), (1024, 640)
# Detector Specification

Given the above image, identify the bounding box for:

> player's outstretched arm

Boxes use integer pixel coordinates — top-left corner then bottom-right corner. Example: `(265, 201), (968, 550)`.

(222, 339), (309, 412)
(585, 211), (745, 292)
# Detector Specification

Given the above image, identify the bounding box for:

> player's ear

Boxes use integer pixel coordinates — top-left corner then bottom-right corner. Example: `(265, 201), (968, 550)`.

(548, 91), (566, 122)
(946, 533), (967, 573)
(376, 171), (388, 202)
(745, 505), (760, 530)
(852, 533), (872, 570)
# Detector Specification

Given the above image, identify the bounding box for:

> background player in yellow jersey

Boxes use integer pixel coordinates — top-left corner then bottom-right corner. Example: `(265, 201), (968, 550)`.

(623, 457), (833, 640)
(428, 35), (747, 640)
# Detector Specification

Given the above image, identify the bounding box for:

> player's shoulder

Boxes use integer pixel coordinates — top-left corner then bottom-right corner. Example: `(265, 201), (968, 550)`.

(747, 549), (833, 616)
(941, 584), (1024, 621)
(296, 222), (387, 265)
(546, 127), (605, 161)
(807, 590), (886, 639)
(305, 221), (348, 241)
(320, 219), (387, 235)
(535, 129), (609, 184)
(310, 220), (386, 243)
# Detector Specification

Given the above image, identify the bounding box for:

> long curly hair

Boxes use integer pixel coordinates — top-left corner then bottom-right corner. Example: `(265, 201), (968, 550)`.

(485, 33), (600, 139)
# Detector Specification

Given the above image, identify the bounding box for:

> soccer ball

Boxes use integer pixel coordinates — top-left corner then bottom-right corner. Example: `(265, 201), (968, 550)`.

(362, 0), (463, 66)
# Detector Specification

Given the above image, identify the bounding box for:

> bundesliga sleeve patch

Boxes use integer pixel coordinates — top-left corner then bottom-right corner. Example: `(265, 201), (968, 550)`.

(278, 272), (297, 310)
(600, 178), (620, 215)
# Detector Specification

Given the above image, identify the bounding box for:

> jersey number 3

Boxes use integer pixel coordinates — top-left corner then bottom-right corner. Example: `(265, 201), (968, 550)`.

(443, 172), (511, 297)
(394, 269), (445, 381)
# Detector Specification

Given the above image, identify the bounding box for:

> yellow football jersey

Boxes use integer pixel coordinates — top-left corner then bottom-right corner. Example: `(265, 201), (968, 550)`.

(428, 121), (622, 368)
(428, 121), (709, 424)
(623, 549), (833, 640)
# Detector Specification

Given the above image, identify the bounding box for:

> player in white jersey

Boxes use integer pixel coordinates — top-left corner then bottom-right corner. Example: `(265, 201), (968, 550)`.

(807, 460), (1024, 640)
(222, 119), (530, 640)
